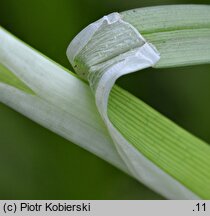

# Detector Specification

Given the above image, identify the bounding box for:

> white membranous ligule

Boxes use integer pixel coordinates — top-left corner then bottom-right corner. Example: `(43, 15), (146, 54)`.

(67, 13), (199, 199)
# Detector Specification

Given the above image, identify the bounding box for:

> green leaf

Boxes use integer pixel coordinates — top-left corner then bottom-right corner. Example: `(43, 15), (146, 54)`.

(122, 5), (210, 67)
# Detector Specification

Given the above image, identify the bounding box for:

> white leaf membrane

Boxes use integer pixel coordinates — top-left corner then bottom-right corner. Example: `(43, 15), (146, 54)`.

(67, 12), (199, 199)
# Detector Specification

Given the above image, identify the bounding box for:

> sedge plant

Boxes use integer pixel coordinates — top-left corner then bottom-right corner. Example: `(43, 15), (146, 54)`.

(0, 5), (210, 199)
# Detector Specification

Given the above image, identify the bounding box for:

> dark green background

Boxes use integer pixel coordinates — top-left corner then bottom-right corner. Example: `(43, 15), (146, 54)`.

(0, 0), (210, 199)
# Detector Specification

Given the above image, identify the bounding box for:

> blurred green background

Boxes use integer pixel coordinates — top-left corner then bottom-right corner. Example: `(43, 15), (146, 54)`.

(0, 0), (210, 199)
